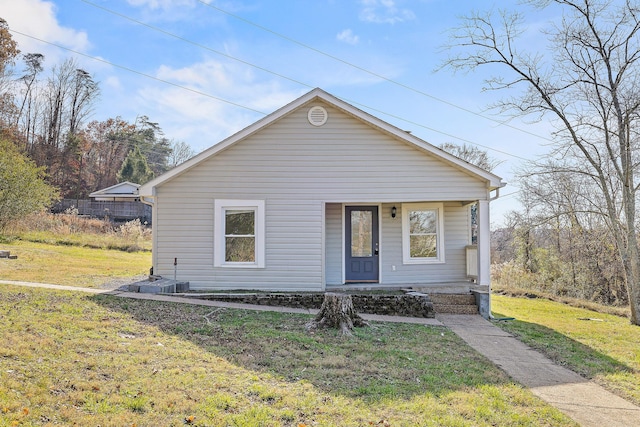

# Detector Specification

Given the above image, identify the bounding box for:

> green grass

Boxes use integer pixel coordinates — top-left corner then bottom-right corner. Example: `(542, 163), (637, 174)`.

(0, 286), (575, 426)
(492, 294), (640, 405)
(0, 240), (151, 287)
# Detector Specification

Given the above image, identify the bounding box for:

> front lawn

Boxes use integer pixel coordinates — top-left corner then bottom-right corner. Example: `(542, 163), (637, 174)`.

(0, 240), (150, 288)
(0, 286), (574, 426)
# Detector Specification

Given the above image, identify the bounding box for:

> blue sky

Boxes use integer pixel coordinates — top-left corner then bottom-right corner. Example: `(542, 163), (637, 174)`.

(1, 0), (563, 226)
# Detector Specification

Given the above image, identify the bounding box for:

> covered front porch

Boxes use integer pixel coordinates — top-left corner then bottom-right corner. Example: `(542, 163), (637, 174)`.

(323, 200), (492, 316)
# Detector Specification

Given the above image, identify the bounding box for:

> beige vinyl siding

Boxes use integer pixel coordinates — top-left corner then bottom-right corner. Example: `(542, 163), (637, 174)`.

(153, 101), (489, 290)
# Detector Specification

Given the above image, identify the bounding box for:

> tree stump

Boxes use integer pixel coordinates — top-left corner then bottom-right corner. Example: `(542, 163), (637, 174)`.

(306, 292), (368, 336)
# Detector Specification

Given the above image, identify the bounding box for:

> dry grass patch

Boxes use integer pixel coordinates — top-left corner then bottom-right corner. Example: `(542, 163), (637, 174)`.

(3, 211), (152, 252)
(0, 286), (575, 426)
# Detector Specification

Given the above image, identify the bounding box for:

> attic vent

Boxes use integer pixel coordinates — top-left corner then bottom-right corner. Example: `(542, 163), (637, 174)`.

(308, 106), (328, 126)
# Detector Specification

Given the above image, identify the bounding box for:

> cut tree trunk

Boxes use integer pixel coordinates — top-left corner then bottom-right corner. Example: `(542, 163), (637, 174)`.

(306, 292), (368, 336)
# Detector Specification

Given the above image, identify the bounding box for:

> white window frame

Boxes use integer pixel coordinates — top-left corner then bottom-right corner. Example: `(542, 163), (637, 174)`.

(402, 202), (445, 264)
(214, 199), (265, 268)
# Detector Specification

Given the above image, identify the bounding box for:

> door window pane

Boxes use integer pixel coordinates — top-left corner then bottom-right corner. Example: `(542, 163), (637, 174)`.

(351, 210), (372, 257)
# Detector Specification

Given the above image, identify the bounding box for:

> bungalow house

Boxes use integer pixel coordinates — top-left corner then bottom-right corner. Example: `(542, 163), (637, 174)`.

(55, 181), (151, 222)
(138, 88), (504, 302)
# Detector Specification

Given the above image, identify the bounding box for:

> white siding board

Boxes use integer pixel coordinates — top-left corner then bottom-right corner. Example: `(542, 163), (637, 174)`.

(153, 102), (490, 289)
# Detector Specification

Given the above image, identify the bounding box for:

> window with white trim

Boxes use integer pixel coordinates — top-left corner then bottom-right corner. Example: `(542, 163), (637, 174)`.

(214, 200), (265, 268)
(402, 203), (445, 264)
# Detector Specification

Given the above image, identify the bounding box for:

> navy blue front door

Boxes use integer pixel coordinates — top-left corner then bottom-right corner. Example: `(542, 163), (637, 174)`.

(345, 206), (379, 283)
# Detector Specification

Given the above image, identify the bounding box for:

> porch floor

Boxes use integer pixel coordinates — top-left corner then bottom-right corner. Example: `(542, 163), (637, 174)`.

(326, 281), (488, 294)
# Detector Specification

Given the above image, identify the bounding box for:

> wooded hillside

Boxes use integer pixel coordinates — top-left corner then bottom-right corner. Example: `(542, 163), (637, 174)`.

(0, 19), (194, 199)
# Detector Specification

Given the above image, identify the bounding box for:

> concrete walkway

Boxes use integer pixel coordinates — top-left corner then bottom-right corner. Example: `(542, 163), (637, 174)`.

(2, 280), (640, 425)
(438, 314), (640, 427)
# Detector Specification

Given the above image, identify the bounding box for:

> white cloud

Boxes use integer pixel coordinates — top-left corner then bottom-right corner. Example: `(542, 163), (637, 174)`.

(336, 29), (359, 45)
(133, 58), (304, 152)
(359, 0), (415, 24)
(104, 76), (122, 91)
(0, 0), (89, 61)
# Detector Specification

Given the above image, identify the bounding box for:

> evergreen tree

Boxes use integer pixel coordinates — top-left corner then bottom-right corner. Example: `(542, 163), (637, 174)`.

(117, 146), (154, 185)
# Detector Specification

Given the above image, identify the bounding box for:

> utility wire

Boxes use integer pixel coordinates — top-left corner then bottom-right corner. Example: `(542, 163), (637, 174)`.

(9, 29), (268, 116)
(70, 1), (532, 161)
(14, 26), (529, 161)
(79, 0), (314, 91)
(194, 0), (556, 144)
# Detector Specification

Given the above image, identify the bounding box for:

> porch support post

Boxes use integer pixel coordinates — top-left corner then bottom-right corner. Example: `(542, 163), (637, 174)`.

(476, 200), (492, 319)
(476, 200), (491, 287)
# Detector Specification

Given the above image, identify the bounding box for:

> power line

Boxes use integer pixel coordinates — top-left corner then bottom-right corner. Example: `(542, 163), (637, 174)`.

(79, 0), (314, 91)
(194, 0), (556, 145)
(9, 29), (268, 116)
(69, 1), (533, 161)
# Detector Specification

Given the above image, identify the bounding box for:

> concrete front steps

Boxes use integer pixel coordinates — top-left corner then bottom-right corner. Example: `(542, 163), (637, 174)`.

(429, 293), (479, 315)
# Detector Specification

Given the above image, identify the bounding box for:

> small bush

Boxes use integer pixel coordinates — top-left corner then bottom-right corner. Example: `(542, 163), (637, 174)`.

(117, 218), (151, 241)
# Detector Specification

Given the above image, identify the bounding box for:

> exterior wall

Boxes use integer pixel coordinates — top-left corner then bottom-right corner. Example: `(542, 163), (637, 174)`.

(325, 202), (471, 286)
(154, 101), (490, 290)
(379, 202), (470, 284)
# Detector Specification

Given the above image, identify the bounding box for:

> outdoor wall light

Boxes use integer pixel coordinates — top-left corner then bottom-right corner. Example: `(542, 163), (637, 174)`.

(391, 206), (397, 219)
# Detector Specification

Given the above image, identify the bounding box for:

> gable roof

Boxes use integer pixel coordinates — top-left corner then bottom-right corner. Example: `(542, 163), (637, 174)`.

(90, 181), (140, 198)
(139, 88), (505, 196)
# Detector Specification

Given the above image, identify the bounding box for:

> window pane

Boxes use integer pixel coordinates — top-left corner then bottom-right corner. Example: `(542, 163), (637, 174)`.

(410, 235), (437, 258)
(225, 210), (255, 235)
(409, 210), (437, 234)
(225, 237), (255, 262)
(351, 210), (372, 257)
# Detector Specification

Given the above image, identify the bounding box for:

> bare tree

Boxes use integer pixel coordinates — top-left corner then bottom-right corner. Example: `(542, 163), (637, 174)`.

(445, 0), (640, 324)
(167, 140), (196, 168)
(439, 142), (502, 172)
(15, 53), (44, 151)
(68, 68), (98, 136)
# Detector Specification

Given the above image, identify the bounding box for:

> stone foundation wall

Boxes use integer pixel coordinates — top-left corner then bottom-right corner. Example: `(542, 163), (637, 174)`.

(197, 292), (435, 318)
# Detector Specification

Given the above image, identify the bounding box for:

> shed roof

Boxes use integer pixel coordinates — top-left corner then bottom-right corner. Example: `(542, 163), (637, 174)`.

(139, 88), (505, 196)
(90, 181), (140, 198)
